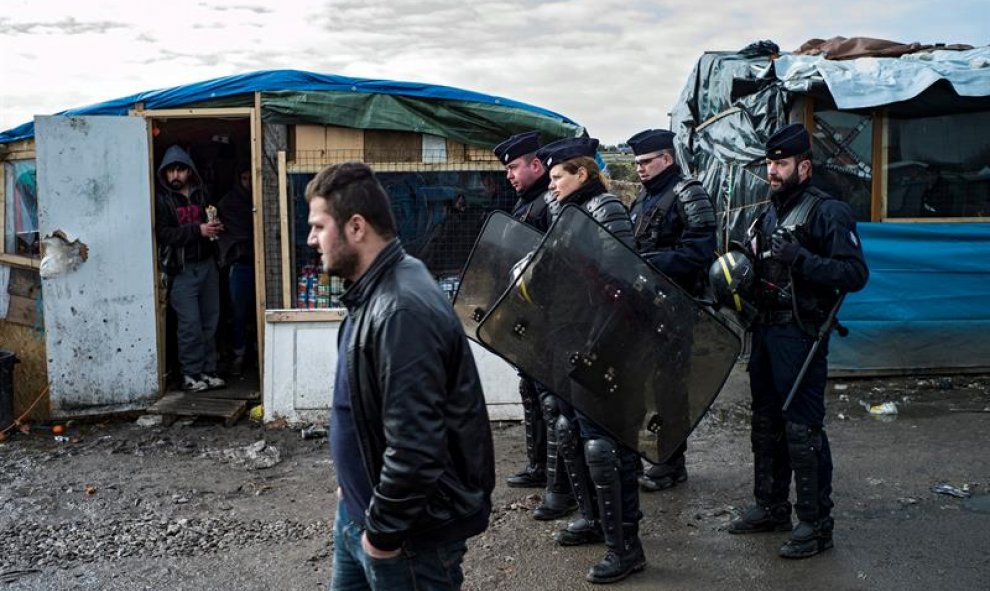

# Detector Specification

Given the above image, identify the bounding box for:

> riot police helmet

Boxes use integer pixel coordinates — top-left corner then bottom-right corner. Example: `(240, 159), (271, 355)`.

(709, 244), (758, 327)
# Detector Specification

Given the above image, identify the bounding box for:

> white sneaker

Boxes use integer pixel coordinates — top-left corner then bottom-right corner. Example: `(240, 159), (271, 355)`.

(200, 373), (226, 390)
(183, 375), (208, 392)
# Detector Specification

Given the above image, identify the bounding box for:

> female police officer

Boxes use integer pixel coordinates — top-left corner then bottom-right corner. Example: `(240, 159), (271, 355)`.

(534, 137), (646, 584)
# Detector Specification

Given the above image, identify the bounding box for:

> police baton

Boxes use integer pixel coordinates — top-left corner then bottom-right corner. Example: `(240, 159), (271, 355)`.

(781, 293), (847, 412)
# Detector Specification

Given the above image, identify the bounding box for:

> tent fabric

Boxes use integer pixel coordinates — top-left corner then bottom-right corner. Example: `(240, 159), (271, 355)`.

(0, 69), (583, 146)
(793, 36), (972, 61)
(830, 222), (990, 373)
(670, 44), (990, 374)
(260, 90), (582, 149)
(774, 46), (990, 110)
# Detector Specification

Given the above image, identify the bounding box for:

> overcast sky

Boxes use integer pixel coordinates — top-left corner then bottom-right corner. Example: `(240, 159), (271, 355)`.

(0, 0), (985, 144)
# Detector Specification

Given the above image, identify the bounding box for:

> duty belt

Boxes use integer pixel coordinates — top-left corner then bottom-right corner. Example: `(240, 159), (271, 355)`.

(759, 310), (800, 326)
(759, 309), (823, 336)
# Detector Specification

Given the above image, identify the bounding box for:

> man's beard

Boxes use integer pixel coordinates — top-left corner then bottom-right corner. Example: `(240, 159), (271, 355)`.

(770, 170), (800, 196)
(325, 240), (359, 280)
(169, 180), (184, 190)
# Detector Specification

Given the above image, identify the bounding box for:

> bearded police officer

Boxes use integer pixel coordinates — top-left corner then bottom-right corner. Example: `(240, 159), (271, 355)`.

(727, 123), (868, 559)
(626, 129), (717, 492)
(493, 132), (577, 521)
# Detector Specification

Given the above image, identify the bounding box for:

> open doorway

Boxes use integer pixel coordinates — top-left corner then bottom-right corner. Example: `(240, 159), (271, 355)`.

(150, 115), (258, 394)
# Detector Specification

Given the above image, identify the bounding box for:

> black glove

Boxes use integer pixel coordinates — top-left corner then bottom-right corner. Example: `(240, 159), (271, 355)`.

(771, 230), (807, 265)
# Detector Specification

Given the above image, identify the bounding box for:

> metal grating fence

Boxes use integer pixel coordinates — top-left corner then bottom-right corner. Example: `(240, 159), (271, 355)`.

(267, 147), (515, 308)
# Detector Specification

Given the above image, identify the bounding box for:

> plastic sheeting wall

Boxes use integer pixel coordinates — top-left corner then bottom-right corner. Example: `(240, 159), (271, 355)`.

(828, 222), (989, 373)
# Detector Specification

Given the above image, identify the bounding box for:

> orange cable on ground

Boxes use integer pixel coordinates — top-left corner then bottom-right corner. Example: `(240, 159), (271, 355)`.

(0, 384), (50, 437)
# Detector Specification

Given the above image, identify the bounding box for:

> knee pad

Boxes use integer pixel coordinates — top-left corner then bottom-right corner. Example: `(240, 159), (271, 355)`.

(751, 413), (782, 454)
(556, 414), (581, 460)
(543, 394), (561, 424)
(785, 421), (822, 467)
(585, 438), (619, 485)
(518, 378), (538, 405)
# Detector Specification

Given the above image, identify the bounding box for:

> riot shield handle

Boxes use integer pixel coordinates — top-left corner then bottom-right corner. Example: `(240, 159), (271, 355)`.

(781, 293), (847, 412)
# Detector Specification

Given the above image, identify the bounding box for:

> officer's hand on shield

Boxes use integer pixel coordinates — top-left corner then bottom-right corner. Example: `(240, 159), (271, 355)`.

(771, 228), (808, 265)
(510, 252), (535, 304)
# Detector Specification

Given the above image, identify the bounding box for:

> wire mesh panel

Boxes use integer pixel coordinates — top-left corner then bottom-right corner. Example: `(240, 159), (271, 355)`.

(283, 147), (515, 307)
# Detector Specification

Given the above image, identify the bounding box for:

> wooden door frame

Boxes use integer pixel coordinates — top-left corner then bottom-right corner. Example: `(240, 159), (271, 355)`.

(131, 105), (266, 393)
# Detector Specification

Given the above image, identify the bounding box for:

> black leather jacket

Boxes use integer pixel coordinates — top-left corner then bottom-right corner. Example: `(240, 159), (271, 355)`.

(338, 239), (495, 552)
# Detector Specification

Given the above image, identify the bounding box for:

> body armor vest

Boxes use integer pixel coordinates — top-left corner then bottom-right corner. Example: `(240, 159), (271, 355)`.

(752, 187), (825, 316)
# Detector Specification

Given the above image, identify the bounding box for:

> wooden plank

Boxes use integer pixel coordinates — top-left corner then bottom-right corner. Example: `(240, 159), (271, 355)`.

(137, 107), (254, 118)
(148, 392), (248, 426)
(872, 109), (886, 222)
(364, 130), (420, 162)
(278, 150), (291, 308)
(0, 254), (40, 269)
(5, 294), (37, 327)
(7, 267), (40, 298)
(265, 309), (346, 323)
(286, 161), (503, 174)
(251, 96), (267, 388)
(466, 144), (496, 162)
(0, 161), (5, 253)
(446, 138), (466, 163)
(326, 126), (364, 160)
(200, 387), (260, 401)
(294, 124), (327, 155)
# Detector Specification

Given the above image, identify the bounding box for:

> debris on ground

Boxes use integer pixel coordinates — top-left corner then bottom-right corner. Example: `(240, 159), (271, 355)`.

(930, 482), (972, 498)
(866, 402), (898, 416)
(135, 415), (163, 427)
(201, 440), (282, 470)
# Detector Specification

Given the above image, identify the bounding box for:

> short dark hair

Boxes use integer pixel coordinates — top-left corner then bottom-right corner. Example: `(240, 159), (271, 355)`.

(305, 162), (397, 238)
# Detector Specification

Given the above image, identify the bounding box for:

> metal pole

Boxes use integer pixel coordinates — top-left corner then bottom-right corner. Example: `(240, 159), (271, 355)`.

(781, 293), (846, 412)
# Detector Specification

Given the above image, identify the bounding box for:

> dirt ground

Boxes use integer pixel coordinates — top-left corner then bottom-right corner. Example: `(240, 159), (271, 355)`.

(1, 366), (988, 590)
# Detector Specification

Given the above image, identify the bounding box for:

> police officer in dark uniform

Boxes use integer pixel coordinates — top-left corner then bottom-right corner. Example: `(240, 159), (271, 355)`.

(727, 123), (869, 559)
(532, 137), (645, 583)
(493, 132), (576, 521)
(626, 129), (717, 491)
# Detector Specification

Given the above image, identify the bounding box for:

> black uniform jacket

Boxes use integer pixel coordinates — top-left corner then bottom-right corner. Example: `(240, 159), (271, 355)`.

(756, 181), (869, 320)
(338, 239), (495, 552)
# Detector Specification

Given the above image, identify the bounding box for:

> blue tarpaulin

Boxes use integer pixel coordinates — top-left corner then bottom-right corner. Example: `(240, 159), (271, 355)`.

(0, 69), (580, 145)
(831, 222), (990, 373)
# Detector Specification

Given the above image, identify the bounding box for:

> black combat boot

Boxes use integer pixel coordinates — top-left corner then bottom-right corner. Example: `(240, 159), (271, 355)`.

(728, 502), (793, 534)
(554, 412), (602, 546)
(779, 517), (833, 558)
(586, 437), (645, 583)
(507, 379), (547, 488)
(533, 394), (576, 520)
(729, 414), (793, 534)
(639, 445), (687, 492)
(555, 517), (605, 546)
(778, 422), (833, 558)
(587, 522), (646, 584)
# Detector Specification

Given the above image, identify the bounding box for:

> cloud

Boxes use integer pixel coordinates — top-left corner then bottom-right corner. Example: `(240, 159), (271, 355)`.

(0, 0), (985, 143)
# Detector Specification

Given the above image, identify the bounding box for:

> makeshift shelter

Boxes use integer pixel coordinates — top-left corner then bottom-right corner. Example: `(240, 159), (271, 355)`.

(0, 70), (584, 422)
(670, 38), (990, 375)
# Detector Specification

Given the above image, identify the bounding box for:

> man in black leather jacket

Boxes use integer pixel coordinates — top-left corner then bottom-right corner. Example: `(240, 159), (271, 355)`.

(306, 161), (495, 590)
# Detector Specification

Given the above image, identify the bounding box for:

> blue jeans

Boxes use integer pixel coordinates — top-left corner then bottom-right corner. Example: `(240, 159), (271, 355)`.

(331, 503), (468, 591)
(227, 262), (255, 356)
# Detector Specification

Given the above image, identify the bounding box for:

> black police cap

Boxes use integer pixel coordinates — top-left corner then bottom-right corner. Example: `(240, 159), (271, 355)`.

(539, 137), (599, 169)
(493, 131), (542, 164)
(766, 123), (811, 160)
(626, 129), (675, 156)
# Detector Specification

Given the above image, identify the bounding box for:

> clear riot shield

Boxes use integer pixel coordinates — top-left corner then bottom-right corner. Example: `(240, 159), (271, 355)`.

(477, 205), (741, 463)
(452, 211), (542, 339)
